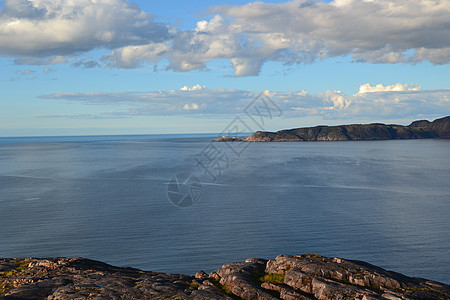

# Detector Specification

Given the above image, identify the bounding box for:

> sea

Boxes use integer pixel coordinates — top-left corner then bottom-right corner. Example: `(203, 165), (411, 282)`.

(0, 134), (449, 284)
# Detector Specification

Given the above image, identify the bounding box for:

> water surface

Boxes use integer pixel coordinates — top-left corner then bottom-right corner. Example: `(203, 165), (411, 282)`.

(0, 135), (449, 284)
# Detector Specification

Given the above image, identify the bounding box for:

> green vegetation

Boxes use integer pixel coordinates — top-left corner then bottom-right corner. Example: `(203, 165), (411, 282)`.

(208, 279), (238, 298)
(0, 260), (31, 277)
(16, 260), (31, 271)
(0, 270), (15, 277)
(218, 284), (233, 295)
(187, 282), (199, 289)
(257, 273), (285, 285)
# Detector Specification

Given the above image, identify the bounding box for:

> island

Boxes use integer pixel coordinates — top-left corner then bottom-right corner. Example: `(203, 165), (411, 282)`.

(213, 116), (450, 142)
(1, 254), (449, 299)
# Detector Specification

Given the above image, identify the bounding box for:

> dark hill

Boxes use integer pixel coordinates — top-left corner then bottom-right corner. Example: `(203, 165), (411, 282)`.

(243, 116), (450, 142)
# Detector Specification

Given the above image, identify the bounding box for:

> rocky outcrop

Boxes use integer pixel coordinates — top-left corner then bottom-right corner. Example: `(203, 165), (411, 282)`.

(0, 258), (233, 300)
(243, 116), (450, 142)
(1, 255), (449, 299)
(213, 136), (244, 142)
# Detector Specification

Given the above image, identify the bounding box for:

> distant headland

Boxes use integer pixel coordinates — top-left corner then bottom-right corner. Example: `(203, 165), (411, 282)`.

(1, 254), (449, 299)
(214, 116), (450, 142)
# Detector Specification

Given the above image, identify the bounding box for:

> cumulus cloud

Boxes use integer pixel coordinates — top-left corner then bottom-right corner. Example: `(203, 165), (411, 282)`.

(3, 0), (450, 75)
(39, 83), (450, 121)
(104, 42), (169, 68)
(180, 84), (206, 91)
(132, 0), (449, 76)
(0, 0), (170, 59)
(203, 0), (450, 75)
(358, 83), (421, 94)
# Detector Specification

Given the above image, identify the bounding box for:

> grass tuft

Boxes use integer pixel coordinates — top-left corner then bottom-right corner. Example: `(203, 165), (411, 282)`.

(258, 273), (285, 285)
(16, 260), (31, 271)
(188, 282), (200, 289)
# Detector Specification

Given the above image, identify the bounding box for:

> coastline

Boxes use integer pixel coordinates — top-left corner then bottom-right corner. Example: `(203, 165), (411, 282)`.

(214, 116), (450, 142)
(1, 254), (449, 299)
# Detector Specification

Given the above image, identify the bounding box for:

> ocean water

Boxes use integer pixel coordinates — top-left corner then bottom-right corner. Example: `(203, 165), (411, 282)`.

(0, 135), (449, 284)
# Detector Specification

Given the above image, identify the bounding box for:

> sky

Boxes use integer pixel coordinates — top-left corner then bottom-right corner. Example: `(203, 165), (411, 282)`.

(0, 0), (450, 137)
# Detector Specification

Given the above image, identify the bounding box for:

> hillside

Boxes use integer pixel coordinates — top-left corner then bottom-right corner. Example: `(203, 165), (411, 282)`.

(241, 116), (450, 142)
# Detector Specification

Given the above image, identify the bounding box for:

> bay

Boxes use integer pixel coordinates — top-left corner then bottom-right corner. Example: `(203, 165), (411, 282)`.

(0, 135), (449, 284)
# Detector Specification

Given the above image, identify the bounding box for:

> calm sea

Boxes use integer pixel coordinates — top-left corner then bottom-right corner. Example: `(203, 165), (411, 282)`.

(0, 135), (449, 284)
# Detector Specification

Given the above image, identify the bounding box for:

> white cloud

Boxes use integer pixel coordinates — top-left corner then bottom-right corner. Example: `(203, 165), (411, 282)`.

(105, 43), (169, 68)
(2, 0), (450, 75)
(163, 0), (450, 76)
(321, 90), (350, 109)
(358, 83), (421, 94)
(230, 58), (265, 77)
(167, 15), (240, 73)
(183, 103), (199, 111)
(180, 84), (206, 91)
(39, 84), (450, 121)
(206, 0), (450, 75)
(0, 0), (170, 58)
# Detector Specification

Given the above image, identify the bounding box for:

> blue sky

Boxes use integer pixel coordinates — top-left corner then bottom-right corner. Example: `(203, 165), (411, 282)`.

(1, 0), (449, 136)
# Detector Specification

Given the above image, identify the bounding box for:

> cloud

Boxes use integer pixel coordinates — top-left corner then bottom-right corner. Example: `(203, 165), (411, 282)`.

(10, 68), (36, 80)
(3, 0), (449, 76)
(13, 56), (67, 65)
(0, 0), (170, 58)
(358, 83), (421, 94)
(119, 0), (450, 76)
(104, 42), (169, 68)
(19, 69), (34, 75)
(71, 60), (101, 69)
(39, 83), (450, 121)
(183, 103), (200, 111)
(203, 0), (450, 75)
(39, 89), (254, 116)
(166, 15), (241, 73)
(180, 84), (206, 91)
(37, 113), (127, 120)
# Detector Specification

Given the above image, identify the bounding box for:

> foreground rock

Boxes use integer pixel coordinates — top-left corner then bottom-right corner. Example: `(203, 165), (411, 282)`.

(1, 255), (449, 299)
(243, 116), (450, 142)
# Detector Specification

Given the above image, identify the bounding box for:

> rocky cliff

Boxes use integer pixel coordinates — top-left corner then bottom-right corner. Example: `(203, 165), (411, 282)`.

(1, 254), (449, 299)
(242, 116), (450, 142)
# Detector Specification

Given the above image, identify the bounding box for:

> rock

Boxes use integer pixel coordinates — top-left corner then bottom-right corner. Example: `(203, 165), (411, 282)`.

(261, 282), (310, 300)
(1, 255), (449, 299)
(0, 258), (232, 300)
(210, 260), (277, 300)
(195, 270), (208, 279)
(213, 136), (244, 142)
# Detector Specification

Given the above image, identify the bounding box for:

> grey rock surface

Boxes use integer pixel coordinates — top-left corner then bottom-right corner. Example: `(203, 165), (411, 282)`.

(1, 254), (449, 299)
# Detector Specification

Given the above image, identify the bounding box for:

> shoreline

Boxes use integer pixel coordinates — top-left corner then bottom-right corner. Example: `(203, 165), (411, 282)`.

(1, 254), (449, 299)
(214, 116), (450, 142)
